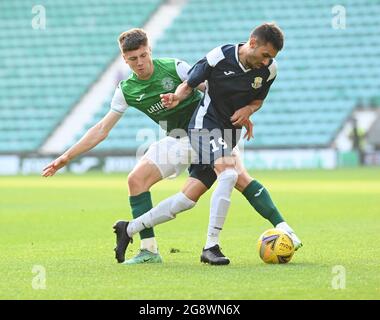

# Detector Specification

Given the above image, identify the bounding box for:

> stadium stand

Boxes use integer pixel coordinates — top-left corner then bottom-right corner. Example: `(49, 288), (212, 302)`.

(0, 0), (163, 152)
(82, 0), (380, 151)
(153, 0), (380, 148)
(1, 0), (379, 153)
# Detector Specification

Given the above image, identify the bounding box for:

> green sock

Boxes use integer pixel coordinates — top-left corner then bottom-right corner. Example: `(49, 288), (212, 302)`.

(129, 191), (155, 239)
(242, 180), (284, 226)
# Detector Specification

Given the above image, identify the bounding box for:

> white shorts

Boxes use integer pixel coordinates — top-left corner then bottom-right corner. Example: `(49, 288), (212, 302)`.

(141, 136), (195, 179)
(141, 136), (242, 179)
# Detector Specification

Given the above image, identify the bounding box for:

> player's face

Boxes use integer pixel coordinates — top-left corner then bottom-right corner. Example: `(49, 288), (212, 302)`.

(247, 38), (278, 69)
(122, 45), (153, 80)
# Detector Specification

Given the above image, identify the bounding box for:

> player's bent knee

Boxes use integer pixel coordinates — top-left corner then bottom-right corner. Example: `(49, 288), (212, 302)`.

(128, 162), (162, 194)
(127, 171), (145, 193)
(218, 168), (238, 185)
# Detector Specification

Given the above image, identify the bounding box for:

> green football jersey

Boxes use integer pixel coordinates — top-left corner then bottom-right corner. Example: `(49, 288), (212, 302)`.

(118, 58), (201, 134)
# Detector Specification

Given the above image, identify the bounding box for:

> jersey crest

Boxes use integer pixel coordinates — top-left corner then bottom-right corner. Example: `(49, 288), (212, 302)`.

(252, 76), (263, 89)
(161, 77), (175, 91)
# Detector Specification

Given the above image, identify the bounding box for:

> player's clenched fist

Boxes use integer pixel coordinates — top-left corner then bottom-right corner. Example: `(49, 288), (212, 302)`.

(160, 93), (180, 109)
(42, 154), (70, 177)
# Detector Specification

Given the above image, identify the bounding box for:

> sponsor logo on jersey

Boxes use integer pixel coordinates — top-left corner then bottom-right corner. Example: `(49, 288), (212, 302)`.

(161, 77), (175, 91)
(252, 77), (263, 89)
(147, 101), (166, 114)
(224, 71), (235, 76)
(136, 93), (145, 101)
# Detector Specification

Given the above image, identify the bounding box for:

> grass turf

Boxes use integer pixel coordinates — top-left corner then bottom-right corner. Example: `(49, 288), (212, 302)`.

(0, 168), (379, 299)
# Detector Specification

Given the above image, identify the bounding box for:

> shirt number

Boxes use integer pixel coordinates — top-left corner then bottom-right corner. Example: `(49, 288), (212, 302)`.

(210, 138), (228, 152)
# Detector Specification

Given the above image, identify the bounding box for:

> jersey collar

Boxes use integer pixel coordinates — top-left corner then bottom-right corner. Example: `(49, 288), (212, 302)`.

(235, 43), (251, 73)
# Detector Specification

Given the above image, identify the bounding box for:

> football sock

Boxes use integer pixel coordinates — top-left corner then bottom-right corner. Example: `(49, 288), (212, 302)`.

(140, 237), (158, 254)
(127, 192), (195, 237)
(242, 180), (284, 226)
(205, 168), (238, 250)
(129, 191), (155, 240)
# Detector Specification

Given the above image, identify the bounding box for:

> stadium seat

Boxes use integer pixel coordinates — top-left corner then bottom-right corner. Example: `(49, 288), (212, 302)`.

(90, 0), (379, 150)
(2, 0), (379, 153)
(0, 0), (164, 153)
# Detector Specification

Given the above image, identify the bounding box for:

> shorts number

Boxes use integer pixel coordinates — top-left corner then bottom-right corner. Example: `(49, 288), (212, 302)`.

(210, 138), (228, 152)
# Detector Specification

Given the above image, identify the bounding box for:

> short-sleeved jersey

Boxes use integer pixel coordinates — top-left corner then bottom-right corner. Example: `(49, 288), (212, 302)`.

(187, 43), (277, 131)
(111, 58), (201, 134)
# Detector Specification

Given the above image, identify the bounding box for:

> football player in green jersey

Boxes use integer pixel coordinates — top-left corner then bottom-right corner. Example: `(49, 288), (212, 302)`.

(42, 28), (300, 266)
(113, 27), (301, 265)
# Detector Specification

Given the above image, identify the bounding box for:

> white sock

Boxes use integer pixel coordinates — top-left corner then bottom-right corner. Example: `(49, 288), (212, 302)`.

(276, 222), (294, 234)
(205, 168), (238, 249)
(276, 222), (302, 248)
(141, 237), (158, 254)
(127, 192), (195, 237)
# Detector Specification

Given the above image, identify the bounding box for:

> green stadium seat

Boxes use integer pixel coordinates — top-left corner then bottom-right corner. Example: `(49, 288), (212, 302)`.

(150, 0), (379, 148)
(3, 0), (377, 152)
(0, 0), (164, 152)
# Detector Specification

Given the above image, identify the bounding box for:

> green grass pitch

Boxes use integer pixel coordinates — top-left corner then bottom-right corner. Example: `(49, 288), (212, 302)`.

(1, 168), (379, 300)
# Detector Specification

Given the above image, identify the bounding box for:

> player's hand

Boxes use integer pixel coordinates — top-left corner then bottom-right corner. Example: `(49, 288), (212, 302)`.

(242, 119), (254, 141)
(42, 154), (70, 177)
(230, 105), (254, 127)
(160, 93), (180, 109)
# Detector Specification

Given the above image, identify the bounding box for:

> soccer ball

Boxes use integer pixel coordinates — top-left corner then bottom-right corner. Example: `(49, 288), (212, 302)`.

(257, 228), (295, 264)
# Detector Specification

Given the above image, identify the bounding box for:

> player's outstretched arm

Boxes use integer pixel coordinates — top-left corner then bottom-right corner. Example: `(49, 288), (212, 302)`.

(160, 81), (193, 109)
(42, 154), (70, 177)
(42, 111), (121, 177)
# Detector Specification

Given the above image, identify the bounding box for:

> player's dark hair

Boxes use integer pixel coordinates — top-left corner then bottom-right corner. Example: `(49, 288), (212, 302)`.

(118, 28), (148, 52)
(251, 23), (284, 51)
